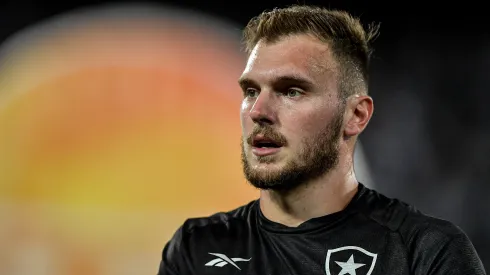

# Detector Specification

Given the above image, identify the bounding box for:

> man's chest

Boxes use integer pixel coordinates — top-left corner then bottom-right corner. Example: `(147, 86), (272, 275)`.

(187, 225), (411, 275)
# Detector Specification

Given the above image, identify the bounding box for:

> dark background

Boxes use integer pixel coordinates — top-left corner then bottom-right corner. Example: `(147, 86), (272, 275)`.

(2, 0), (488, 270)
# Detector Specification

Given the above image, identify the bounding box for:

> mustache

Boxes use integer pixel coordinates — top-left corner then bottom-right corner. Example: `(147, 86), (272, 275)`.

(246, 126), (288, 146)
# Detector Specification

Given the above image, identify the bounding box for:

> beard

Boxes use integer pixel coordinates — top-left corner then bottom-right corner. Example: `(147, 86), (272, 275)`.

(241, 107), (344, 192)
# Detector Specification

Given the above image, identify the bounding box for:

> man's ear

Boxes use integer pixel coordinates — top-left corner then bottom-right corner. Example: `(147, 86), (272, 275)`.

(343, 95), (374, 137)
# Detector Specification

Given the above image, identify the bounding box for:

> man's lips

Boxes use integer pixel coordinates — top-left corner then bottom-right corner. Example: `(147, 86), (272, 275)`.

(251, 146), (282, 156)
(252, 135), (283, 148)
(250, 134), (283, 156)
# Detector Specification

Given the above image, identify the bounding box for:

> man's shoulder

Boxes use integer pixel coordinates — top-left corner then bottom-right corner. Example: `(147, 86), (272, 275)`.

(362, 189), (486, 273)
(180, 199), (258, 235)
(361, 186), (466, 244)
(400, 205), (468, 249)
(159, 200), (259, 274)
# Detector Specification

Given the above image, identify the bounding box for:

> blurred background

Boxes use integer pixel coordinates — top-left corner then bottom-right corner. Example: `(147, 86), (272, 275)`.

(0, 1), (488, 274)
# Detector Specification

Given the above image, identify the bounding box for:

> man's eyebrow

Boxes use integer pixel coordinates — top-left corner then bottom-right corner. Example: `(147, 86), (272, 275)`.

(237, 77), (256, 89)
(272, 75), (314, 86)
(238, 74), (314, 89)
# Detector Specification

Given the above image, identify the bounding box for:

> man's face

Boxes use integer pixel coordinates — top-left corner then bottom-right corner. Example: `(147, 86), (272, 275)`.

(239, 34), (345, 191)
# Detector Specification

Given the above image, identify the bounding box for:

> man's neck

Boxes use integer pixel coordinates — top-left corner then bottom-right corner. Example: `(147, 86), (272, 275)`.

(258, 164), (359, 228)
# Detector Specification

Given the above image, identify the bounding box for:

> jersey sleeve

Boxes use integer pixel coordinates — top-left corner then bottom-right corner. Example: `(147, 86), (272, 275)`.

(157, 224), (193, 275)
(411, 223), (486, 275)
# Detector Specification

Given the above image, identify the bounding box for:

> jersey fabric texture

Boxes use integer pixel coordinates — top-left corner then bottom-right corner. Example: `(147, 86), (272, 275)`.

(157, 183), (486, 275)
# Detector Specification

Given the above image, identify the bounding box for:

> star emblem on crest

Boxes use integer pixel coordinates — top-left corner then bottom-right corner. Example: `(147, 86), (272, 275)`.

(335, 254), (365, 275)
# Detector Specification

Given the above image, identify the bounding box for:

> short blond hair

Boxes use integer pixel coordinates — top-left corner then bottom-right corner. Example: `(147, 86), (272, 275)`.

(242, 5), (380, 99)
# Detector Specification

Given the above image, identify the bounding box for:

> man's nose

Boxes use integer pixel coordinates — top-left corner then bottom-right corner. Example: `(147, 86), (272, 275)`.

(249, 91), (278, 125)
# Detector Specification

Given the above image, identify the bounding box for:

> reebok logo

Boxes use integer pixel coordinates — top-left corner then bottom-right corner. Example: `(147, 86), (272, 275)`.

(204, 252), (251, 270)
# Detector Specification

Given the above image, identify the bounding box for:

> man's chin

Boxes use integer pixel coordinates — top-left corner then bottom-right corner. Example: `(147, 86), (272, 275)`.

(245, 169), (300, 191)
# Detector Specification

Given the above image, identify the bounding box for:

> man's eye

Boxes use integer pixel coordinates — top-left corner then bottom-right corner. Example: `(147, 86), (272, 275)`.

(286, 89), (302, 98)
(245, 89), (259, 98)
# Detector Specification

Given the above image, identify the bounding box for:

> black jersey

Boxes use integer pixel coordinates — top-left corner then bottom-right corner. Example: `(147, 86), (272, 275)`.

(157, 183), (486, 275)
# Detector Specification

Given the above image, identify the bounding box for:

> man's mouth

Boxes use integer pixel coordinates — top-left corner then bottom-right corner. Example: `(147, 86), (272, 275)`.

(252, 135), (283, 147)
(251, 135), (283, 156)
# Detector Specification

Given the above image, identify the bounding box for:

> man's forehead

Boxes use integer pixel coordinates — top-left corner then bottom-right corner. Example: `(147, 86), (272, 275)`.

(242, 34), (337, 80)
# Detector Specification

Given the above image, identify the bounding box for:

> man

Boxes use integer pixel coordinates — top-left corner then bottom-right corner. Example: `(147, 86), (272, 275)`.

(157, 5), (486, 275)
